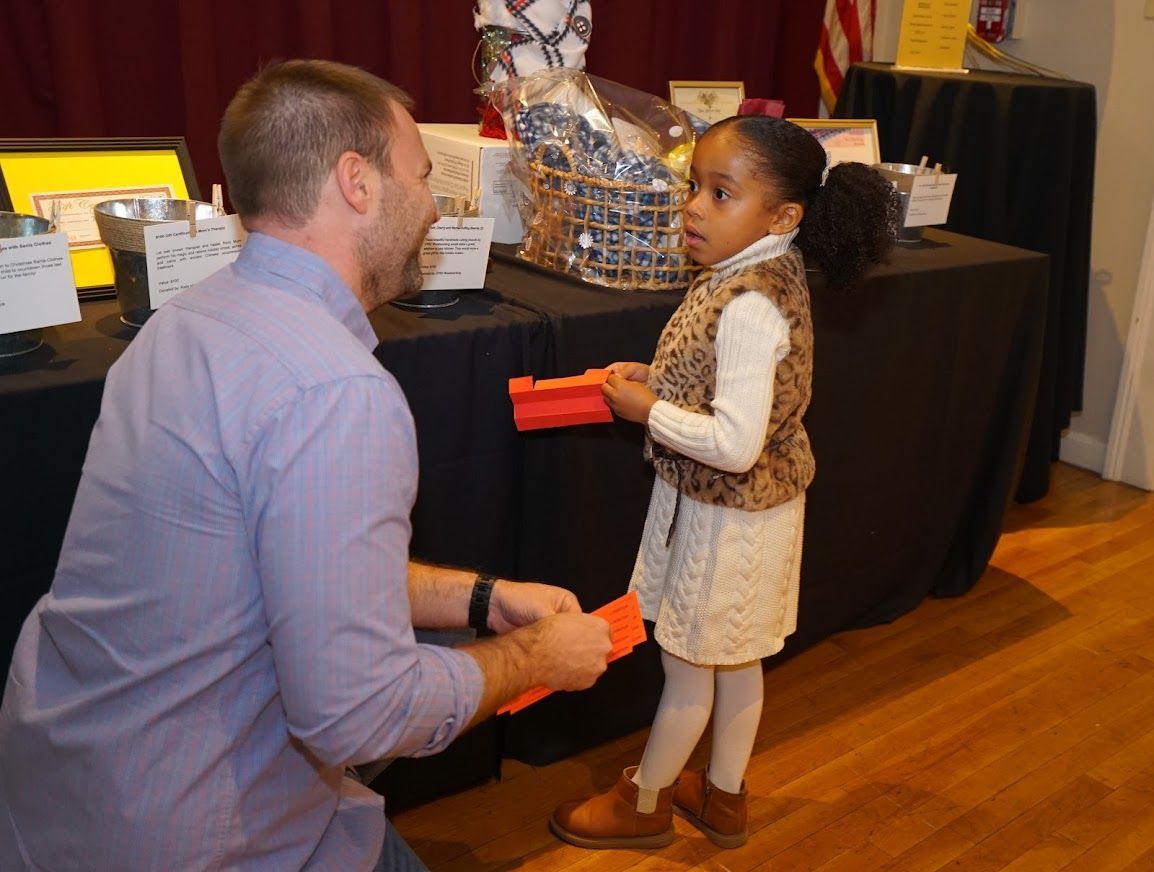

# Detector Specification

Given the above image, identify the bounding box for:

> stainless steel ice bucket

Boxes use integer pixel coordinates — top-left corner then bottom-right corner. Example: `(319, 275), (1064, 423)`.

(0, 211), (53, 357)
(432, 194), (479, 219)
(93, 198), (216, 327)
(873, 163), (927, 242)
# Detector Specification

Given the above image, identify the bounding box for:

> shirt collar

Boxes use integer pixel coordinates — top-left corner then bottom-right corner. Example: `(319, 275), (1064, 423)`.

(711, 228), (799, 278)
(234, 232), (378, 352)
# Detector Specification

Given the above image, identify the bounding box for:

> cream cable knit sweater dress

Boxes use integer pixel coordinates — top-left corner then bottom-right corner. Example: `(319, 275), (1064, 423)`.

(629, 232), (805, 666)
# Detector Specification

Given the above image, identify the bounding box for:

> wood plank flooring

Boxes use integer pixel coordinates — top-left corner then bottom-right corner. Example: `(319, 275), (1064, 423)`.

(394, 463), (1154, 871)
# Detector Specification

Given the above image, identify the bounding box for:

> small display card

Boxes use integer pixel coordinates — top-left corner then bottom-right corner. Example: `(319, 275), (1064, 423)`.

(906, 173), (958, 227)
(419, 217), (495, 291)
(895, 0), (973, 72)
(144, 215), (247, 310)
(0, 233), (81, 334)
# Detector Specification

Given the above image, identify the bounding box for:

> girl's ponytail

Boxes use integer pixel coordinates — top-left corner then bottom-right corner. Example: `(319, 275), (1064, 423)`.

(796, 161), (900, 292)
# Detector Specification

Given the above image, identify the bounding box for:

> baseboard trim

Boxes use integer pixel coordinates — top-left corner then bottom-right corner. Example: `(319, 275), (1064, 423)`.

(1105, 195), (1154, 482)
(1059, 431), (1107, 474)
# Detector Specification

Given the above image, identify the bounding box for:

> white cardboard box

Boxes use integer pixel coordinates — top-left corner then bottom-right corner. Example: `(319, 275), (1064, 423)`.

(418, 123), (524, 245)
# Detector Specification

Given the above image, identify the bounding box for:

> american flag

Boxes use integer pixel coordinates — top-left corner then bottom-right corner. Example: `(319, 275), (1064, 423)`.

(815, 0), (876, 113)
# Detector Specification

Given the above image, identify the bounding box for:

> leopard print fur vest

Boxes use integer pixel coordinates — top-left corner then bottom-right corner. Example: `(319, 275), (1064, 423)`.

(644, 248), (815, 511)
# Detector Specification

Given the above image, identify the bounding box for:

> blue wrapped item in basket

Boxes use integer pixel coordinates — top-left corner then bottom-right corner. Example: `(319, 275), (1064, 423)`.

(486, 70), (708, 291)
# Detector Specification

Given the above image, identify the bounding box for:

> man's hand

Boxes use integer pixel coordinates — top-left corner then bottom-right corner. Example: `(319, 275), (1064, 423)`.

(528, 613), (612, 691)
(487, 581), (580, 634)
(464, 606), (612, 725)
(602, 374), (658, 424)
(606, 361), (650, 383)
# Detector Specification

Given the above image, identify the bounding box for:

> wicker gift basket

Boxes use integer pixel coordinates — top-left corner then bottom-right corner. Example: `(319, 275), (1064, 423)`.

(521, 141), (697, 290)
(486, 70), (707, 291)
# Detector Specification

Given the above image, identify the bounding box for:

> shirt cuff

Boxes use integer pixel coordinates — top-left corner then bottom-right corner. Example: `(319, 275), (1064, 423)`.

(410, 643), (485, 756)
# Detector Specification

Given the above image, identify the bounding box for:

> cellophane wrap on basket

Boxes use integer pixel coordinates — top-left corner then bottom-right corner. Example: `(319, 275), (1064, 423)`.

(486, 69), (710, 291)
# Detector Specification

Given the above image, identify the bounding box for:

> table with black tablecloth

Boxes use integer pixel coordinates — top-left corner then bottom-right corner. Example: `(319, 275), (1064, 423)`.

(835, 62), (1096, 502)
(0, 230), (1047, 807)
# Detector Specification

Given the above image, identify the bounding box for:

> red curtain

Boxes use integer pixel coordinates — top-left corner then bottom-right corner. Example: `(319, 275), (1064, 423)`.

(0, 0), (825, 197)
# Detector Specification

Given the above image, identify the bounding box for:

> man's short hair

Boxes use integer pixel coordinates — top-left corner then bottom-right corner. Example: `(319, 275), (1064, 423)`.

(219, 59), (413, 227)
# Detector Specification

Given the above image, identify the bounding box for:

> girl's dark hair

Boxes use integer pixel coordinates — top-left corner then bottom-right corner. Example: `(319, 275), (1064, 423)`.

(707, 116), (900, 292)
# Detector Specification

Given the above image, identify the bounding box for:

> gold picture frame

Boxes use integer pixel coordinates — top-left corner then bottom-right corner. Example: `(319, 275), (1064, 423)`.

(787, 119), (881, 167)
(668, 80), (746, 125)
(0, 137), (200, 298)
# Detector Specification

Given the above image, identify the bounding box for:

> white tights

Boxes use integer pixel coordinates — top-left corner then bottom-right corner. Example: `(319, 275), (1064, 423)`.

(632, 649), (764, 795)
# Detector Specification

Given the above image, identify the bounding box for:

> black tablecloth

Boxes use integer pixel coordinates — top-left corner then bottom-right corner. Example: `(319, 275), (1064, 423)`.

(835, 62), (1096, 502)
(0, 231), (1048, 799)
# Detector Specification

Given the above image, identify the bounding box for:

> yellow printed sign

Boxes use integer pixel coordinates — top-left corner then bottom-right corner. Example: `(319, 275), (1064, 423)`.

(895, 0), (973, 72)
(0, 148), (192, 290)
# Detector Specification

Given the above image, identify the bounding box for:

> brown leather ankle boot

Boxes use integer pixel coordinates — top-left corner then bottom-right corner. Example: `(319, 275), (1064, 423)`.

(672, 768), (748, 848)
(550, 766), (675, 849)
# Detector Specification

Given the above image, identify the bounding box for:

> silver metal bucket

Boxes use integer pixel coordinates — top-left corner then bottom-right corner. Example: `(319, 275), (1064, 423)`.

(432, 194), (477, 219)
(392, 195), (479, 310)
(0, 211), (52, 357)
(873, 163), (927, 243)
(93, 198), (216, 327)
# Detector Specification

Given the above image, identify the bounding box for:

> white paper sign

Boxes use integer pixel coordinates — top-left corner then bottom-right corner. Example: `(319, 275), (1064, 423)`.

(0, 233), (81, 334)
(905, 173), (958, 227)
(144, 215), (247, 309)
(419, 217), (495, 290)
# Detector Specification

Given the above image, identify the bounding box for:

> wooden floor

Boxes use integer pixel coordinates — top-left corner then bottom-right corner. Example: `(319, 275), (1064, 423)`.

(395, 463), (1154, 871)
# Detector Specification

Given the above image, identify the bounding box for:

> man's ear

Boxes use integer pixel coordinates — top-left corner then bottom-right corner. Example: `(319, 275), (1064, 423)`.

(334, 151), (372, 215)
(769, 201), (803, 235)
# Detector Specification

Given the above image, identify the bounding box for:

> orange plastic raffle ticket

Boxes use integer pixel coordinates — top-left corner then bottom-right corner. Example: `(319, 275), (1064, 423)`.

(497, 590), (646, 715)
(508, 368), (613, 431)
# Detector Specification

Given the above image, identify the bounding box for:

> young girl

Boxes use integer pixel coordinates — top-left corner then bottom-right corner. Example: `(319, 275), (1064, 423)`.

(550, 116), (899, 850)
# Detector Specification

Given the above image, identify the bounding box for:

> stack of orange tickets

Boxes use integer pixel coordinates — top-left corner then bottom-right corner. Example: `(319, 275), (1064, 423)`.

(498, 591), (647, 715)
(508, 368), (612, 431)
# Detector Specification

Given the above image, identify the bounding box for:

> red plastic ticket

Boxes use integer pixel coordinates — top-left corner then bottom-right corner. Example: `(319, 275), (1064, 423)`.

(498, 591), (646, 715)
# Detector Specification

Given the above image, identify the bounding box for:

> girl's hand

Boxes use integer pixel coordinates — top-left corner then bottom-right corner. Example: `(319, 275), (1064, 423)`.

(605, 361), (650, 383)
(602, 374), (658, 424)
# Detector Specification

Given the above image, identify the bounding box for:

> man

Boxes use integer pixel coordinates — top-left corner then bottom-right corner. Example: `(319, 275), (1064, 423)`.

(0, 60), (612, 871)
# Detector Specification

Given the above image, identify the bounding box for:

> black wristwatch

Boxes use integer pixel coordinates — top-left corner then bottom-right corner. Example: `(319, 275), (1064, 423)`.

(468, 574), (498, 631)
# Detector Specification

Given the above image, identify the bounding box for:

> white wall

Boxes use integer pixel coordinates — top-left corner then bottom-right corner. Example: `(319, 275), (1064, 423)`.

(873, 0), (1154, 477)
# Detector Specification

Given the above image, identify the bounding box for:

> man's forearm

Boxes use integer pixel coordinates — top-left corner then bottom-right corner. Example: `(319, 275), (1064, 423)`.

(460, 625), (547, 728)
(407, 560), (476, 629)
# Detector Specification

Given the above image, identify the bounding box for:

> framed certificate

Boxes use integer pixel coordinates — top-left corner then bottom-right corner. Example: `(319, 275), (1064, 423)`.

(787, 119), (881, 167)
(669, 81), (746, 125)
(0, 138), (200, 297)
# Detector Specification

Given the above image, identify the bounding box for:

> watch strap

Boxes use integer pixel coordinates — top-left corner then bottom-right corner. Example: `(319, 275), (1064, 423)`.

(468, 574), (497, 631)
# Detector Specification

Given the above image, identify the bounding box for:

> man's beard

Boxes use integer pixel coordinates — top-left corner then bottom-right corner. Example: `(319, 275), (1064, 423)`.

(357, 190), (426, 309)
(359, 242), (422, 308)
